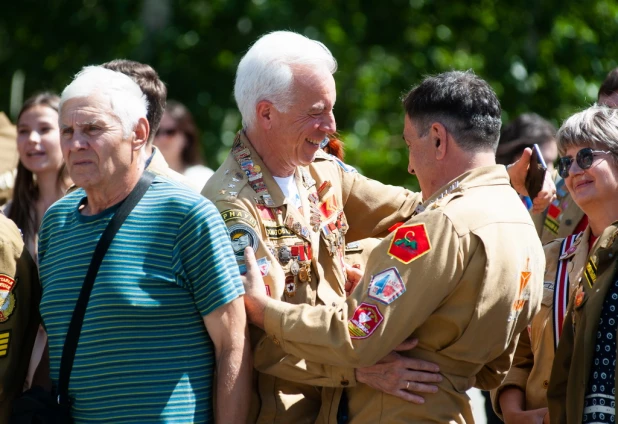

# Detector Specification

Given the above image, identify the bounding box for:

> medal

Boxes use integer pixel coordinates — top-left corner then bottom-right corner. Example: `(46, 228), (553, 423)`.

(278, 246), (291, 265)
(285, 275), (296, 297)
(299, 265), (310, 283)
(291, 261), (300, 275)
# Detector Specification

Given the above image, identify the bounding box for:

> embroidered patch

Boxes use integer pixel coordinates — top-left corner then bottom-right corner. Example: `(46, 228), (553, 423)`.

(348, 303), (383, 339)
(228, 224), (259, 261)
(0, 331), (9, 357)
(387, 224), (432, 264)
(264, 225), (295, 239)
(0, 274), (17, 323)
(544, 204), (561, 235)
(220, 209), (257, 228)
(319, 195), (338, 219)
(584, 257), (597, 288)
(367, 267), (406, 305)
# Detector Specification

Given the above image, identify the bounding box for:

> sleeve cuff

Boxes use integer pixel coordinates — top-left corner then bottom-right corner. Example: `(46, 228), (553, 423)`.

(330, 365), (357, 387)
(490, 368), (529, 418)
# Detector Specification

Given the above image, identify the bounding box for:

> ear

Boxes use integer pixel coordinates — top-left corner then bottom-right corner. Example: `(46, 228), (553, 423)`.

(255, 100), (274, 130)
(431, 122), (448, 160)
(132, 117), (149, 151)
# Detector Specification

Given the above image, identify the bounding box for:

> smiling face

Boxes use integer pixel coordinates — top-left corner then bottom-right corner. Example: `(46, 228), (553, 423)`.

(59, 93), (136, 191)
(563, 144), (618, 213)
(268, 66), (337, 174)
(17, 105), (63, 175)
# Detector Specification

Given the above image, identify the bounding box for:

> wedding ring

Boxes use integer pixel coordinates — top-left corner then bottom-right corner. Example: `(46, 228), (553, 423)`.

(406, 381), (410, 390)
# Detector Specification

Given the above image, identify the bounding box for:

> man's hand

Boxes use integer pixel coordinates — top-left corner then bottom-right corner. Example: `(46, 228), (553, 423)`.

(241, 247), (269, 328)
(344, 263), (363, 296)
(354, 338), (442, 404)
(506, 147), (556, 213)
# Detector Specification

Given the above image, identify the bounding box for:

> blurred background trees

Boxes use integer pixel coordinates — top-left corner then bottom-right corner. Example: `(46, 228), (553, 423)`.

(2, 0), (617, 189)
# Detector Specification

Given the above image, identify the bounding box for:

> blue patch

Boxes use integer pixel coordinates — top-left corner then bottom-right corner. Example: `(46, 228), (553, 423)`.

(367, 267), (406, 305)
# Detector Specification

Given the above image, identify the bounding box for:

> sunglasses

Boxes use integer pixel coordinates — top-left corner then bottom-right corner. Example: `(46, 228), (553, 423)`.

(155, 128), (178, 137)
(558, 147), (613, 178)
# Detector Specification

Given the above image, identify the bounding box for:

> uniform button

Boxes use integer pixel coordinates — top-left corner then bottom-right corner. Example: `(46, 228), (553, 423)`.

(565, 219), (572, 226)
(272, 336), (280, 346)
(341, 379), (349, 386)
(542, 380), (549, 389)
(332, 302), (336, 307)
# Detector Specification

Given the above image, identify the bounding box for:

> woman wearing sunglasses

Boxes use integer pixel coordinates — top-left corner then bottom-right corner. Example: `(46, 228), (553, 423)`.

(493, 105), (618, 424)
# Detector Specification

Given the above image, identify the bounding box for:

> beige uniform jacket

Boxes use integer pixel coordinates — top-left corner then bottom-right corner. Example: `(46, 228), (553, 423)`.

(531, 177), (584, 245)
(263, 165), (545, 424)
(0, 213), (40, 423)
(344, 238), (382, 270)
(0, 113), (17, 207)
(548, 223), (618, 423)
(202, 132), (420, 424)
(491, 228), (590, 418)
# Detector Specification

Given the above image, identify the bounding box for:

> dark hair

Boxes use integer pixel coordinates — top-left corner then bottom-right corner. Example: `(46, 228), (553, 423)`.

(164, 100), (204, 167)
(8, 92), (62, 244)
(599, 67), (618, 100)
(402, 70), (502, 151)
(496, 113), (557, 165)
(102, 59), (167, 145)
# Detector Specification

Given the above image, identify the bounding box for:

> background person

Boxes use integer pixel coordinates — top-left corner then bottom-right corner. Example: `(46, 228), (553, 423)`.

(547, 105), (618, 424)
(598, 67), (618, 108)
(155, 99), (214, 190)
(39, 65), (250, 423)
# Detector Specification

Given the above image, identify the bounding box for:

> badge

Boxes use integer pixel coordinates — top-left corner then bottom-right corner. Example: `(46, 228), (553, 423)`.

(319, 195), (338, 219)
(256, 205), (276, 221)
(264, 285), (271, 297)
(291, 261), (300, 275)
(285, 275), (296, 297)
(544, 204), (561, 235)
(278, 246), (292, 265)
(317, 180), (332, 197)
(348, 303), (383, 339)
(228, 224), (259, 261)
(265, 225), (295, 239)
(298, 265), (310, 283)
(257, 257), (271, 277)
(221, 209), (258, 228)
(263, 194), (275, 207)
(367, 267), (406, 305)
(0, 274), (17, 323)
(0, 331), (9, 357)
(584, 257), (598, 288)
(387, 224), (432, 264)
(574, 286), (585, 308)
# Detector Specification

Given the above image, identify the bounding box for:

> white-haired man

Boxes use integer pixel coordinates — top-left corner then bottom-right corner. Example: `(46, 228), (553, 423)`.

(203, 31), (553, 423)
(38, 66), (251, 423)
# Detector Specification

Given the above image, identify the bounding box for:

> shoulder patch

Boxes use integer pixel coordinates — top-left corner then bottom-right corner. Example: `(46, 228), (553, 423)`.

(387, 224), (432, 264)
(367, 267), (406, 305)
(333, 156), (357, 173)
(348, 303), (383, 339)
(228, 224), (259, 261)
(220, 209), (257, 228)
(0, 274), (17, 323)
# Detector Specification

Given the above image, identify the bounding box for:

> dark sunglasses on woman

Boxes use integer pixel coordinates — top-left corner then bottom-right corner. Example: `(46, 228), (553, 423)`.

(558, 147), (613, 178)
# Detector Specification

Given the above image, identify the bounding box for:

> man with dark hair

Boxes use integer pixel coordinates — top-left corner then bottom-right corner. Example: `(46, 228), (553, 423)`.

(101, 59), (200, 191)
(598, 67), (618, 107)
(241, 70), (545, 423)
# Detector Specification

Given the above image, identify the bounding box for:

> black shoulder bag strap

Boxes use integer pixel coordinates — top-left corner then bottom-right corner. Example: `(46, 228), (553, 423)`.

(56, 171), (155, 406)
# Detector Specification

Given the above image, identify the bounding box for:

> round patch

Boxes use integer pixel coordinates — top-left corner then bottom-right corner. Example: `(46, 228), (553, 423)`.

(229, 224), (259, 260)
(0, 293), (16, 323)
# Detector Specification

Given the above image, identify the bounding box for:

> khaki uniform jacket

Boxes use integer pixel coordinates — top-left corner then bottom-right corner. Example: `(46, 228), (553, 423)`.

(531, 177), (585, 245)
(491, 228), (591, 418)
(0, 213), (40, 423)
(264, 166), (545, 424)
(0, 113), (17, 207)
(548, 223), (618, 423)
(344, 238), (382, 270)
(202, 132), (420, 424)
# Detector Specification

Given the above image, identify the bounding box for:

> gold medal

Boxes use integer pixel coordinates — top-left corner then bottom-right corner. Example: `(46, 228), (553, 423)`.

(299, 265), (310, 283)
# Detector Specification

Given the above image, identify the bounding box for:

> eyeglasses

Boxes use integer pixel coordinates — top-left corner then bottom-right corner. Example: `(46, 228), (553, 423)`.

(155, 128), (178, 137)
(558, 147), (613, 178)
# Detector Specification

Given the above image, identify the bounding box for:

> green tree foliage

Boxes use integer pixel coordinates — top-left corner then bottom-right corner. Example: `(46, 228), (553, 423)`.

(2, 0), (617, 189)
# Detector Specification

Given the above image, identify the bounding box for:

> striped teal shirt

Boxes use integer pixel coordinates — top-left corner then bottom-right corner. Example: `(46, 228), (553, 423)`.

(39, 177), (244, 423)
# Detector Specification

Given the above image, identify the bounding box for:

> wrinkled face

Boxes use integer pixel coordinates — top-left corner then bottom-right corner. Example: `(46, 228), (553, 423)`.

(154, 112), (186, 164)
(17, 105), (64, 175)
(599, 92), (618, 108)
(270, 66), (337, 171)
(59, 94), (135, 191)
(403, 115), (434, 196)
(563, 144), (618, 213)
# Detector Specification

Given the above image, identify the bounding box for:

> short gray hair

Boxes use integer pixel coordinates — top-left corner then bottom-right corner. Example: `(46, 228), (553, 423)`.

(60, 66), (148, 138)
(234, 31), (337, 129)
(557, 105), (618, 155)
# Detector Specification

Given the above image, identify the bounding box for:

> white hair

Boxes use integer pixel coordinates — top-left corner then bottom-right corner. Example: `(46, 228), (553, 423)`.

(234, 30), (338, 129)
(557, 105), (618, 155)
(60, 66), (148, 138)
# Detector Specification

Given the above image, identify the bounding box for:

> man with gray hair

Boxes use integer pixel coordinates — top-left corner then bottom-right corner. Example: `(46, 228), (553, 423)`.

(203, 32), (550, 423)
(38, 66), (251, 423)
